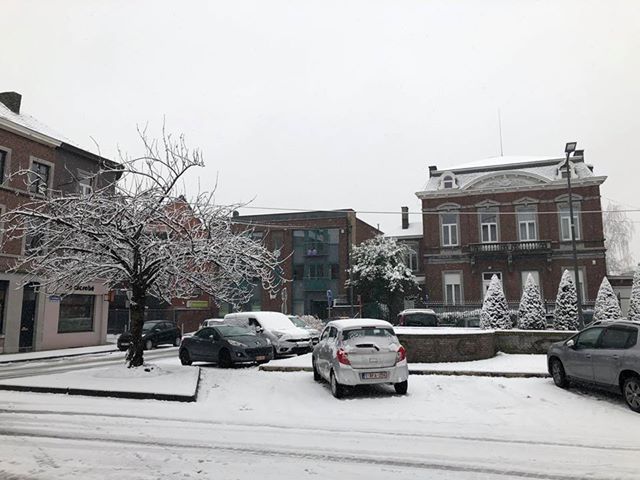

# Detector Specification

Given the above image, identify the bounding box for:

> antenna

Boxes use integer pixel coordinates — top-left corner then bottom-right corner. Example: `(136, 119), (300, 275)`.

(498, 109), (504, 157)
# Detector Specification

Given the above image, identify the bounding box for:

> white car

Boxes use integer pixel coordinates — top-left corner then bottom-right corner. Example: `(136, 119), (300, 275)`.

(202, 318), (225, 327)
(312, 319), (409, 398)
(224, 311), (312, 356)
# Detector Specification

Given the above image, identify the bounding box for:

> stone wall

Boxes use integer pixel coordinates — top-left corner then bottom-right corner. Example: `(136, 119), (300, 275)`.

(396, 331), (496, 363)
(495, 330), (576, 354)
(396, 329), (576, 362)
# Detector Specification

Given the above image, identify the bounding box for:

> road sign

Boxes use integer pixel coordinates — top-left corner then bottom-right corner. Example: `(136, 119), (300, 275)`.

(326, 289), (333, 306)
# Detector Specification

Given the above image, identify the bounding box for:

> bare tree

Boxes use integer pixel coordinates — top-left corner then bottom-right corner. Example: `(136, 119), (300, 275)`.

(0, 126), (284, 367)
(603, 202), (636, 275)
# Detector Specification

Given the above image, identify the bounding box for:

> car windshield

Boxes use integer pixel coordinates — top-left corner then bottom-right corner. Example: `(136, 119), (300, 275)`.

(142, 322), (162, 332)
(215, 325), (255, 337)
(342, 327), (396, 341)
(289, 316), (307, 328)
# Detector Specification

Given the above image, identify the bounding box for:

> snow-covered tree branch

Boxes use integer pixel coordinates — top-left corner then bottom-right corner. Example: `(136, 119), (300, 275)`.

(0, 126), (285, 367)
(346, 236), (420, 320)
(603, 202), (635, 275)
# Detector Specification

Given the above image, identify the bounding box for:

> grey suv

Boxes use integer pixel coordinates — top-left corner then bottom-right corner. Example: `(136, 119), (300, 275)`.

(547, 320), (640, 412)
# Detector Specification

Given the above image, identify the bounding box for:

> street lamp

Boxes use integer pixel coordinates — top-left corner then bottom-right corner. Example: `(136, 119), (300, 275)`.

(564, 141), (584, 328)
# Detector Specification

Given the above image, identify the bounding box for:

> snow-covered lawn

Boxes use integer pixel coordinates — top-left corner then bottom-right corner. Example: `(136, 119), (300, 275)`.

(267, 352), (549, 375)
(0, 363), (199, 399)
(0, 356), (638, 479)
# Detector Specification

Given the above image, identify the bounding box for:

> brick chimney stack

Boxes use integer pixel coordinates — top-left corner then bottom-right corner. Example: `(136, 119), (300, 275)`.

(0, 92), (22, 114)
(401, 206), (409, 230)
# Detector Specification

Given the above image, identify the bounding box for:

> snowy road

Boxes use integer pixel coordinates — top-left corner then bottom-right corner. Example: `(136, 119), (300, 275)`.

(0, 358), (638, 479)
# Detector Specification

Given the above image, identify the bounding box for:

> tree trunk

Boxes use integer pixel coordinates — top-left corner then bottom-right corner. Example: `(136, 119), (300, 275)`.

(126, 284), (147, 368)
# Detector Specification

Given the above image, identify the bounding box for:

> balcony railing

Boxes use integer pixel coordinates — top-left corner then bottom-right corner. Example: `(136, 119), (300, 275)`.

(468, 240), (552, 255)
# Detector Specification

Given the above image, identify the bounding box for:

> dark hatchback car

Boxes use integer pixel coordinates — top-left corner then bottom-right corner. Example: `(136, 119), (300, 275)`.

(179, 325), (273, 367)
(396, 309), (439, 327)
(547, 320), (640, 412)
(117, 320), (182, 351)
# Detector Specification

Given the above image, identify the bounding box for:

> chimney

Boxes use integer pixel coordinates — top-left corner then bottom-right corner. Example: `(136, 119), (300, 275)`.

(0, 92), (22, 114)
(401, 206), (409, 230)
(428, 165), (437, 177)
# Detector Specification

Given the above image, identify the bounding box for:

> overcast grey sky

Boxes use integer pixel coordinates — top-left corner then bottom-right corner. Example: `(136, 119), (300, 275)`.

(3, 1), (640, 254)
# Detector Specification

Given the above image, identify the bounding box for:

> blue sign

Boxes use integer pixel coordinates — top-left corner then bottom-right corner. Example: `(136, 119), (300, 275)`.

(326, 289), (333, 306)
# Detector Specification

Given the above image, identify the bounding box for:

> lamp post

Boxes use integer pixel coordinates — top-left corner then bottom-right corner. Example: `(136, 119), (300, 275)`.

(564, 141), (584, 328)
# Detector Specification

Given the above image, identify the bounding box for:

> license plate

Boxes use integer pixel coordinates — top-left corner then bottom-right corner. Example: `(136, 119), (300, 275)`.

(361, 372), (388, 380)
(255, 355), (266, 361)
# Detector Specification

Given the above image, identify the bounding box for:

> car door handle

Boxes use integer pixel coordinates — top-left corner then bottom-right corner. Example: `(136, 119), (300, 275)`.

(585, 354), (591, 359)
(612, 354), (619, 360)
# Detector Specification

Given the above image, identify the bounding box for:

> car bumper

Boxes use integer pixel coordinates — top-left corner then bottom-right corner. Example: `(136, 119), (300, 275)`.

(335, 363), (409, 386)
(276, 339), (312, 355)
(230, 346), (274, 363)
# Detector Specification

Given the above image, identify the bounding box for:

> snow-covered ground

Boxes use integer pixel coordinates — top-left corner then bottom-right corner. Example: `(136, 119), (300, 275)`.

(0, 362), (199, 398)
(267, 352), (549, 375)
(0, 343), (118, 363)
(0, 356), (638, 479)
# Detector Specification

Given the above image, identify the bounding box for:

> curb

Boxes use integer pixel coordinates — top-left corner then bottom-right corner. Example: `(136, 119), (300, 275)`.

(0, 366), (201, 402)
(0, 347), (120, 365)
(259, 365), (550, 379)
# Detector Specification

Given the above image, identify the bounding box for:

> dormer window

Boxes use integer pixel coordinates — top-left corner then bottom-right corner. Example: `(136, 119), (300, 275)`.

(439, 172), (457, 190)
(556, 161), (577, 180)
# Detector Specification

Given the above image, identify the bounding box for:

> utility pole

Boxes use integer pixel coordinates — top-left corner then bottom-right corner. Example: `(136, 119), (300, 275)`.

(564, 142), (584, 328)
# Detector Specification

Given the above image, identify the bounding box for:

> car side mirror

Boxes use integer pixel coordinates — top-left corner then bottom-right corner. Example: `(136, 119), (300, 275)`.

(566, 339), (575, 349)
(255, 326), (264, 334)
(208, 335), (216, 341)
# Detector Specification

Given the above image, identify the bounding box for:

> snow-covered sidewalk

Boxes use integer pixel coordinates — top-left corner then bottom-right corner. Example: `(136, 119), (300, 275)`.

(0, 343), (119, 364)
(0, 363), (200, 401)
(262, 352), (549, 377)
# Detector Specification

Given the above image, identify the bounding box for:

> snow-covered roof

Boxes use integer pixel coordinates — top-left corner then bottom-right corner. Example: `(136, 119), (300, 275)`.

(327, 319), (393, 330)
(383, 220), (423, 239)
(0, 101), (75, 147)
(418, 155), (603, 196)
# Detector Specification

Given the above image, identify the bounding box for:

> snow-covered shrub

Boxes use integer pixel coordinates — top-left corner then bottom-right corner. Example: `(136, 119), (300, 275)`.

(300, 315), (326, 331)
(628, 266), (640, 321)
(554, 270), (578, 330)
(480, 275), (511, 329)
(593, 277), (622, 322)
(518, 273), (546, 330)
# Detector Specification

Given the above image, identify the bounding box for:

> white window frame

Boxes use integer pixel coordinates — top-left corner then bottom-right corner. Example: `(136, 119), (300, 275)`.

(517, 206), (538, 241)
(440, 212), (459, 247)
(444, 272), (463, 305)
(558, 203), (581, 241)
(479, 208), (499, 243)
(404, 242), (419, 272)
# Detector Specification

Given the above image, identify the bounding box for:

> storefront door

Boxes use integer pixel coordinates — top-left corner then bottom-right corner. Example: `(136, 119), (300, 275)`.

(19, 283), (39, 352)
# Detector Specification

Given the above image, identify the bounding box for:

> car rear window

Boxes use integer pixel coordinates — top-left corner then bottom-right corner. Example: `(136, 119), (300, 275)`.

(403, 313), (438, 326)
(342, 327), (396, 341)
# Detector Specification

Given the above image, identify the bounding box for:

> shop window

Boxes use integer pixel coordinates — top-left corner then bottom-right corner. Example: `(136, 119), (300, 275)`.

(58, 294), (95, 333)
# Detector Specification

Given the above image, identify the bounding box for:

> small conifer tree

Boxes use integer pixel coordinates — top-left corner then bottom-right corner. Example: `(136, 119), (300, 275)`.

(518, 274), (546, 330)
(554, 270), (579, 330)
(480, 274), (512, 329)
(593, 277), (622, 322)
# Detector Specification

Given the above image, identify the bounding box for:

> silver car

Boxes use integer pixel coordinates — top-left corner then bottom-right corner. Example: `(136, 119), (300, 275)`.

(312, 319), (409, 398)
(547, 320), (640, 412)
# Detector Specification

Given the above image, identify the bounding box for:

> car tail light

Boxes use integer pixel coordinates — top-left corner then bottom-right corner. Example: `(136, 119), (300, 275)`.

(396, 345), (406, 363)
(336, 348), (350, 365)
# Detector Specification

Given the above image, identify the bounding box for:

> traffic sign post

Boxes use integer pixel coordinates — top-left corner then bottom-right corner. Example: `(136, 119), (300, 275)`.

(326, 289), (333, 320)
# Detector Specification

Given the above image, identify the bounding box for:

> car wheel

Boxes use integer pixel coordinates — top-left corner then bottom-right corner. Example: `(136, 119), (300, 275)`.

(218, 349), (233, 368)
(550, 358), (569, 388)
(144, 339), (154, 351)
(623, 375), (640, 413)
(179, 348), (192, 366)
(394, 380), (408, 395)
(173, 336), (181, 347)
(312, 359), (322, 382)
(330, 370), (345, 399)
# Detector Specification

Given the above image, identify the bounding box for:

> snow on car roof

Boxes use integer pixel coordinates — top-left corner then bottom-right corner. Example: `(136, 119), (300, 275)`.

(327, 319), (393, 330)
